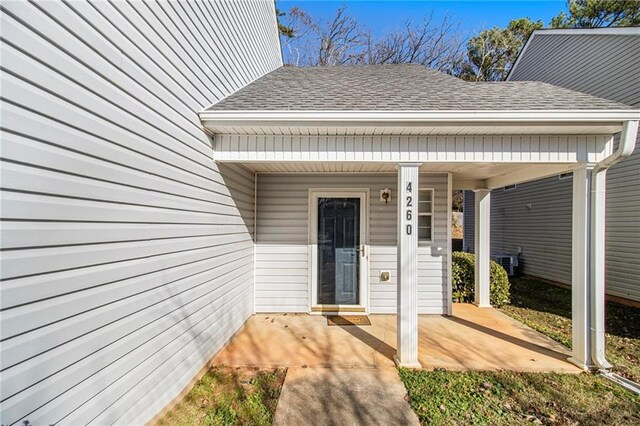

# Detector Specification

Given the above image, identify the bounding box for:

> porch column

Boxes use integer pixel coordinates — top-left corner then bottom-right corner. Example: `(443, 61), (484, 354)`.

(473, 189), (491, 307)
(395, 162), (421, 368)
(571, 166), (592, 368)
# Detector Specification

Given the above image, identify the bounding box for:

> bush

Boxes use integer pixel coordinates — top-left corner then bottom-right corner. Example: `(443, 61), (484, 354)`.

(451, 252), (510, 307)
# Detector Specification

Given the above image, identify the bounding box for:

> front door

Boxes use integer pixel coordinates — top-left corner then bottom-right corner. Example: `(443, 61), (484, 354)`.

(318, 197), (360, 305)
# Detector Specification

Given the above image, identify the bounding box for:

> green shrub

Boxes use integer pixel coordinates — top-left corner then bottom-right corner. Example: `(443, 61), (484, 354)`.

(451, 252), (510, 307)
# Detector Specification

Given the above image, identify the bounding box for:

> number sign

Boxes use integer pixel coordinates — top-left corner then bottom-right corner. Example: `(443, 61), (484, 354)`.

(405, 182), (412, 235)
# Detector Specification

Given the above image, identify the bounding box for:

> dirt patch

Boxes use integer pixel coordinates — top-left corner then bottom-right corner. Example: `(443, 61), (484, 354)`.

(156, 366), (287, 426)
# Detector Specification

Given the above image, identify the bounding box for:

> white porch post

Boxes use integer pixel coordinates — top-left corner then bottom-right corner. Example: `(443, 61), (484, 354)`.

(473, 189), (491, 308)
(571, 166), (592, 368)
(395, 162), (421, 368)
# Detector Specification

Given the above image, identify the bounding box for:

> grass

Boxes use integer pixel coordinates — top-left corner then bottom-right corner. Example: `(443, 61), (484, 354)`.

(157, 366), (286, 426)
(399, 277), (640, 425)
(500, 276), (640, 382)
(399, 368), (640, 426)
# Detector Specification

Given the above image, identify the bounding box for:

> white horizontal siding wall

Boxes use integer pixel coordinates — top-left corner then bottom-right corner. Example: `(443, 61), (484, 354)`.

(214, 134), (612, 164)
(0, 1), (280, 425)
(503, 31), (640, 301)
(255, 173), (449, 314)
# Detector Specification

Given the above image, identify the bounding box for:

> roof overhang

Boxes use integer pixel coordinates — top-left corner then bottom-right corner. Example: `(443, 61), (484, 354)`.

(199, 109), (640, 136)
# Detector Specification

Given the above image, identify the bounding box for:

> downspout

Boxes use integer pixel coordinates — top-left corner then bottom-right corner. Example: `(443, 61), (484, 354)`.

(589, 120), (638, 371)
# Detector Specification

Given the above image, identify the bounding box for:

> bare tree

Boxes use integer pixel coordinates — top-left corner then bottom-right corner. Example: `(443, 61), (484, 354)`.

(279, 7), (313, 66)
(365, 14), (465, 73)
(281, 5), (464, 73)
(282, 6), (367, 66)
(318, 7), (367, 65)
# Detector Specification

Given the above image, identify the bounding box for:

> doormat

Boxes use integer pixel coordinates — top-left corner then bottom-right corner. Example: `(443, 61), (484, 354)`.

(327, 315), (371, 326)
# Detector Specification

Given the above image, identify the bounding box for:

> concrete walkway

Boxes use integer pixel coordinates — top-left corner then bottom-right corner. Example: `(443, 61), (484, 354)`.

(212, 304), (579, 424)
(273, 367), (419, 426)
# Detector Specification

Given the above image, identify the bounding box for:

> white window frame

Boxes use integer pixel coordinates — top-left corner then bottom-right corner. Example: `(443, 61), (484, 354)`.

(418, 188), (434, 244)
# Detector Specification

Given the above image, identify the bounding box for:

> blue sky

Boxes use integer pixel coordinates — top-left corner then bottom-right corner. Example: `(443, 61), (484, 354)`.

(278, 1), (568, 38)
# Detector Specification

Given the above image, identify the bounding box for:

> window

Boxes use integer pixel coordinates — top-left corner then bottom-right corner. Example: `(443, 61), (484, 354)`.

(418, 189), (434, 242)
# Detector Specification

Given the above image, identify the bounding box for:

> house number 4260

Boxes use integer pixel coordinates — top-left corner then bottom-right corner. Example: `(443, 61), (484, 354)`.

(405, 182), (413, 235)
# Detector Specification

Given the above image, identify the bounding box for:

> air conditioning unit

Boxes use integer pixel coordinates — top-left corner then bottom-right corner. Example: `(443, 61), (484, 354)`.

(492, 253), (519, 276)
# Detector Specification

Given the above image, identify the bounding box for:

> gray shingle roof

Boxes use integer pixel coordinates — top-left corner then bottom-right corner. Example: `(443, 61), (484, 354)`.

(206, 64), (631, 111)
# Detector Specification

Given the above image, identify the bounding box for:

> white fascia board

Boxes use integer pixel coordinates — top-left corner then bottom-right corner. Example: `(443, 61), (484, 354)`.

(200, 109), (640, 126)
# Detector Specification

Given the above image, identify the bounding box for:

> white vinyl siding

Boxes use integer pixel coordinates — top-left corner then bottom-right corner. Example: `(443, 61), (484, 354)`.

(214, 134), (613, 164)
(255, 173), (449, 315)
(0, 1), (280, 425)
(500, 31), (640, 301)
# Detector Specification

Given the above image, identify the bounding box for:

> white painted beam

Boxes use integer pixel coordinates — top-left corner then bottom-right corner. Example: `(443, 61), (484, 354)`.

(474, 189), (491, 308)
(571, 166), (592, 368)
(484, 164), (578, 189)
(452, 179), (484, 190)
(395, 163), (422, 368)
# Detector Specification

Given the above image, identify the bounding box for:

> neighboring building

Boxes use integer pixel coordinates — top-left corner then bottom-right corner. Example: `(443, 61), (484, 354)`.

(463, 27), (640, 303)
(2, 7), (639, 425)
(0, 1), (281, 424)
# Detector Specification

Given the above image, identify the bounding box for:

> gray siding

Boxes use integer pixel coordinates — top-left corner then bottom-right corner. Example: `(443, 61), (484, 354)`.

(509, 33), (640, 107)
(255, 173), (449, 314)
(488, 31), (640, 301)
(462, 191), (475, 252)
(0, 1), (280, 425)
(605, 142), (640, 300)
(490, 177), (574, 284)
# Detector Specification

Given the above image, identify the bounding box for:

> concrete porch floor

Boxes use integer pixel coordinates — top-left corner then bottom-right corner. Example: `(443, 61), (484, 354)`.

(212, 304), (580, 372)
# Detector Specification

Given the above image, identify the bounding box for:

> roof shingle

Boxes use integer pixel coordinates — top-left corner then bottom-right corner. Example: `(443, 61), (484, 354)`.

(206, 64), (631, 111)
